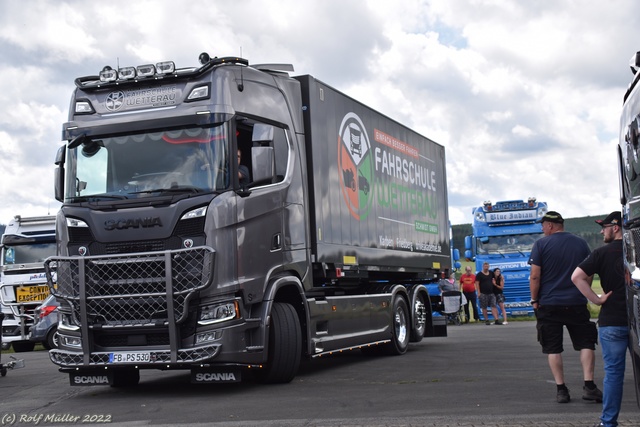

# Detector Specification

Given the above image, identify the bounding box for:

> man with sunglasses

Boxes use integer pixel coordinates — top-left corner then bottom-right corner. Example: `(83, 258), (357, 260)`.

(572, 211), (626, 427)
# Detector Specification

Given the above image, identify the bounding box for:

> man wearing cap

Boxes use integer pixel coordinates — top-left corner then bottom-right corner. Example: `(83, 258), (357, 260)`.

(529, 211), (601, 404)
(572, 211), (626, 427)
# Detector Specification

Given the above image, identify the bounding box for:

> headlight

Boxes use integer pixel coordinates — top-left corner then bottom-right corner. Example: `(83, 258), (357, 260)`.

(198, 301), (239, 325)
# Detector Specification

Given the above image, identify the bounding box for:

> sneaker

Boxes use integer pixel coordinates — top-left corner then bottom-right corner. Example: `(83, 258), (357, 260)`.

(485, 320), (491, 325)
(557, 388), (571, 403)
(582, 386), (603, 402)
(502, 321), (508, 325)
(495, 319), (503, 325)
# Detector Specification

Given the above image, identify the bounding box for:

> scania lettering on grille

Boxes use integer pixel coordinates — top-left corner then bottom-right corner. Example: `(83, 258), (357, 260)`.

(104, 217), (162, 230)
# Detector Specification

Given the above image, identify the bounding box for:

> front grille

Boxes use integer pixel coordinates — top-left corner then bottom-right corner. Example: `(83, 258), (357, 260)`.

(94, 332), (171, 347)
(44, 247), (215, 327)
(68, 217), (205, 256)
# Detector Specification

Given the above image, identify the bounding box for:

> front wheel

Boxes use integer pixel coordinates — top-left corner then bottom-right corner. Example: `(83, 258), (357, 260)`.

(386, 296), (410, 355)
(257, 302), (301, 384)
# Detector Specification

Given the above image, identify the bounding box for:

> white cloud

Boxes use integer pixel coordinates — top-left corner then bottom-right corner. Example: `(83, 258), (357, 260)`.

(0, 0), (637, 226)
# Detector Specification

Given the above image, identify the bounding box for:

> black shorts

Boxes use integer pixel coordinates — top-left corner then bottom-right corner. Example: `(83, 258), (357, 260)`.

(535, 305), (597, 354)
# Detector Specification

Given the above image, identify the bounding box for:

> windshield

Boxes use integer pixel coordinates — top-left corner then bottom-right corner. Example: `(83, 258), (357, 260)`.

(476, 234), (543, 255)
(65, 124), (229, 201)
(3, 243), (57, 265)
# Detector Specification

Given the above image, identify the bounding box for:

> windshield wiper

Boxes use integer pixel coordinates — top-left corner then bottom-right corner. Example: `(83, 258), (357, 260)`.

(71, 194), (129, 202)
(129, 186), (203, 195)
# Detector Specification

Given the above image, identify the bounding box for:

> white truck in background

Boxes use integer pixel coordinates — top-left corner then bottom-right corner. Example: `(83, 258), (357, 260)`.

(0, 215), (56, 352)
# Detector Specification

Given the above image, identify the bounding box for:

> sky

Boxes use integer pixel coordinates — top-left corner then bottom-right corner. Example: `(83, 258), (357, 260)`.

(0, 0), (638, 225)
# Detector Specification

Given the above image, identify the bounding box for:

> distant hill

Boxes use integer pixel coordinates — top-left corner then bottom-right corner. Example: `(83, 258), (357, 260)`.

(452, 214), (607, 253)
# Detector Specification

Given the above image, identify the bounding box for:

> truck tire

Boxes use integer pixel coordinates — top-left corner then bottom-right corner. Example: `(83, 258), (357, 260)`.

(258, 302), (301, 384)
(12, 341), (35, 353)
(111, 369), (140, 387)
(409, 292), (427, 343)
(386, 296), (410, 355)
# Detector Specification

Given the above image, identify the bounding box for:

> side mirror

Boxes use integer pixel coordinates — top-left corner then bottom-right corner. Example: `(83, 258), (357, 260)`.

(464, 235), (472, 250)
(251, 146), (275, 184)
(464, 249), (474, 261)
(54, 145), (65, 202)
(252, 124), (275, 144)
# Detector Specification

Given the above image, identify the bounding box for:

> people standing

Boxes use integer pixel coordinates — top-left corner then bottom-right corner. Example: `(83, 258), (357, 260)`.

(459, 266), (479, 323)
(529, 211), (601, 404)
(571, 211), (626, 427)
(493, 268), (508, 325)
(475, 262), (502, 325)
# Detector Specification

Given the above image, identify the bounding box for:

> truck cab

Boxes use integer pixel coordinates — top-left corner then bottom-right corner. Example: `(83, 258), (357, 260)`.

(0, 215), (56, 352)
(464, 198), (547, 319)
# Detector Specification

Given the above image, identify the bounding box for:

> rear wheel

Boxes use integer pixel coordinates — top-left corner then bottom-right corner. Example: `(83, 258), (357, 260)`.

(258, 302), (301, 383)
(12, 341), (35, 353)
(410, 292), (427, 343)
(386, 296), (410, 355)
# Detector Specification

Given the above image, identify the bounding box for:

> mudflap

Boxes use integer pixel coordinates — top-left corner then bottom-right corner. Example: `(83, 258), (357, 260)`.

(432, 315), (448, 337)
(191, 367), (242, 384)
(68, 370), (112, 386)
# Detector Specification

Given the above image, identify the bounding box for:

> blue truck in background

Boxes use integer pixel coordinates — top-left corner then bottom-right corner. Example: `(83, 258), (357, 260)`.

(464, 198), (548, 319)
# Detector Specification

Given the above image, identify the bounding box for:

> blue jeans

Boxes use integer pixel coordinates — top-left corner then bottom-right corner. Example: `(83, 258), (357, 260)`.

(599, 326), (630, 427)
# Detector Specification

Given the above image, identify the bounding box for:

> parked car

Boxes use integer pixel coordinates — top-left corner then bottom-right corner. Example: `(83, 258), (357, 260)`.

(29, 294), (59, 350)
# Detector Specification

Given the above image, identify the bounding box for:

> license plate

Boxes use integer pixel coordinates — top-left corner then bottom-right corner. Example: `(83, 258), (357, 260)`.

(511, 310), (530, 316)
(109, 352), (151, 363)
(16, 285), (49, 303)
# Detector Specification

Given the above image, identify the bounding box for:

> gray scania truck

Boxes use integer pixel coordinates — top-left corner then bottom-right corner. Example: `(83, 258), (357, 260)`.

(46, 53), (453, 386)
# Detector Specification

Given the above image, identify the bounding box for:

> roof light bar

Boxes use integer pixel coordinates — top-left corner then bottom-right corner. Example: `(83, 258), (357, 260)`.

(156, 61), (175, 74)
(137, 64), (156, 77)
(99, 67), (117, 82)
(118, 67), (136, 80)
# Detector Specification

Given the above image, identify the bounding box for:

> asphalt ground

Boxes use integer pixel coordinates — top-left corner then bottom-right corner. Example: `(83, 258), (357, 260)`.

(2, 319), (640, 426)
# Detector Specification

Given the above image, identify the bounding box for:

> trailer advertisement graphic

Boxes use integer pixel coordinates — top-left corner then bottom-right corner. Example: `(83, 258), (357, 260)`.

(337, 113), (442, 254)
(338, 113), (374, 220)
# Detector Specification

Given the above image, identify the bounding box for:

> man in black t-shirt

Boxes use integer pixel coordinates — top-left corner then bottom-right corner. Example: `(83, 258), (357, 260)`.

(572, 211), (626, 427)
(475, 262), (501, 325)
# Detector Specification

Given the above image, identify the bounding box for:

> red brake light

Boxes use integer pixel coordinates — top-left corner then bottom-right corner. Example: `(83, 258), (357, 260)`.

(39, 305), (57, 318)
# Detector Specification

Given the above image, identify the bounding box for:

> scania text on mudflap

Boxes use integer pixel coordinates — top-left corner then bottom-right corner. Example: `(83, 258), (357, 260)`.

(46, 53), (453, 387)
